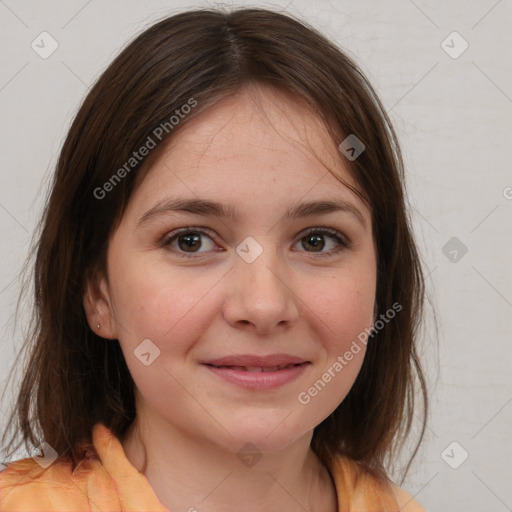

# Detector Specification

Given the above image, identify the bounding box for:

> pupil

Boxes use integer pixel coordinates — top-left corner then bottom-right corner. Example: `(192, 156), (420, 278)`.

(304, 234), (324, 252)
(179, 233), (201, 252)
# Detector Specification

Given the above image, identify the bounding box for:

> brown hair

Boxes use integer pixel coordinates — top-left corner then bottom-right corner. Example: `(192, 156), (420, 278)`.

(1, 6), (428, 484)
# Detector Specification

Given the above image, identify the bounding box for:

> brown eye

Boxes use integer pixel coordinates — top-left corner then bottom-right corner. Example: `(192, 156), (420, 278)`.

(301, 233), (325, 252)
(294, 228), (350, 258)
(162, 228), (217, 257)
(177, 232), (202, 252)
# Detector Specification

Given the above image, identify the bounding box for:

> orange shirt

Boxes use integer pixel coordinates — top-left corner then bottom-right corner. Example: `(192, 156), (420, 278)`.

(0, 423), (424, 511)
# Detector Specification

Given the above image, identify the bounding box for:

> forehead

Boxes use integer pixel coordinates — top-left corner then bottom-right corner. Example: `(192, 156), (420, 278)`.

(127, 84), (368, 220)
(163, 84), (345, 175)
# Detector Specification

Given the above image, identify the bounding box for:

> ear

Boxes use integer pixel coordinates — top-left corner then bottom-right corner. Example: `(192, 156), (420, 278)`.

(83, 270), (118, 339)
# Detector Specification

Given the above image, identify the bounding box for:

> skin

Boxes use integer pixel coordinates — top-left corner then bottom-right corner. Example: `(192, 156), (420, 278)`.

(84, 83), (377, 512)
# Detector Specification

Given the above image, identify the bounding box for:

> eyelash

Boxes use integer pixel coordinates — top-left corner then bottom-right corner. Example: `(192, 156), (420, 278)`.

(160, 226), (351, 259)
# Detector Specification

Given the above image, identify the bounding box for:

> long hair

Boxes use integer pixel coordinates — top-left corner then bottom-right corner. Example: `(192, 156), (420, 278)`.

(1, 7), (428, 483)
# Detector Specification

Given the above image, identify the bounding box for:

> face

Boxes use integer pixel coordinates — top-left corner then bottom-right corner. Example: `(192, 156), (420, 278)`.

(85, 84), (377, 454)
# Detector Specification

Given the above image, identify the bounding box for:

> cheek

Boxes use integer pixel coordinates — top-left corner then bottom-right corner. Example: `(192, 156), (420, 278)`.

(289, 267), (375, 412)
(108, 261), (216, 402)
(294, 274), (374, 421)
(108, 256), (219, 351)
(305, 268), (376, 354)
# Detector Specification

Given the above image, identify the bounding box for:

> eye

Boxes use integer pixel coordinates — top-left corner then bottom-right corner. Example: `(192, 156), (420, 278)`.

(293, 227), (350, 258)
(161, 226), (350, 259)
(161, 227), (218, 257)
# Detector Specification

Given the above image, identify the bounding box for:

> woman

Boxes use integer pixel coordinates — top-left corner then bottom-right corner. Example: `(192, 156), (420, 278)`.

(1, 7), (427, 511)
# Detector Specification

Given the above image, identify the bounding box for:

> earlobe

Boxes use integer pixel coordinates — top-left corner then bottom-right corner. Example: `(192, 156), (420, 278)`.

(83, 272), (117, 339)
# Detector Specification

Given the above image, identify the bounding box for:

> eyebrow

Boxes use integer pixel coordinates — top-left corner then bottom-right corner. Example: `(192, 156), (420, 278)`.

(137, 197), (367, 229)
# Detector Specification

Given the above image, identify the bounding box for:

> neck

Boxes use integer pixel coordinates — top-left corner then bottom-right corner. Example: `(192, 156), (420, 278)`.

(120, 411), (337, 512)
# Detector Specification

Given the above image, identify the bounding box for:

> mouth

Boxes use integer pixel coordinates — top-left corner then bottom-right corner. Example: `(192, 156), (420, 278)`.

(200, 355), (311, 390)
(204, 363), (306, 372)
(202, 353), (309, 367)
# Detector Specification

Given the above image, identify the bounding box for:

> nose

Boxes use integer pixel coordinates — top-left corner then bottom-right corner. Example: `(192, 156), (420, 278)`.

(222, 242), (300, 335)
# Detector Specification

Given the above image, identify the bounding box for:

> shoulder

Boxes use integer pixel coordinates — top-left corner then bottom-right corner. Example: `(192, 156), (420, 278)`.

(390, 483), (426, 512)
(0, 423), (168, 512)
(327, 454), (426, 511)
(0, 452), (117, 511)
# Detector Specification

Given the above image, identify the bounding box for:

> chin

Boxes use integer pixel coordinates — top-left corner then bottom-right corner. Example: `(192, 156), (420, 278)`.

(212, 413), (316, 455)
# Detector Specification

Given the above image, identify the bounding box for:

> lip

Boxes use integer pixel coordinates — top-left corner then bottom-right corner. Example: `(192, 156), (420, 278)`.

(201, 354), (311, 390)
(203, 354), (308, 367)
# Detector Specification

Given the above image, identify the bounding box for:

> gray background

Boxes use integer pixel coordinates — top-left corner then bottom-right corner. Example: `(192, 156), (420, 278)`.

(1, 1), (511, 511)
